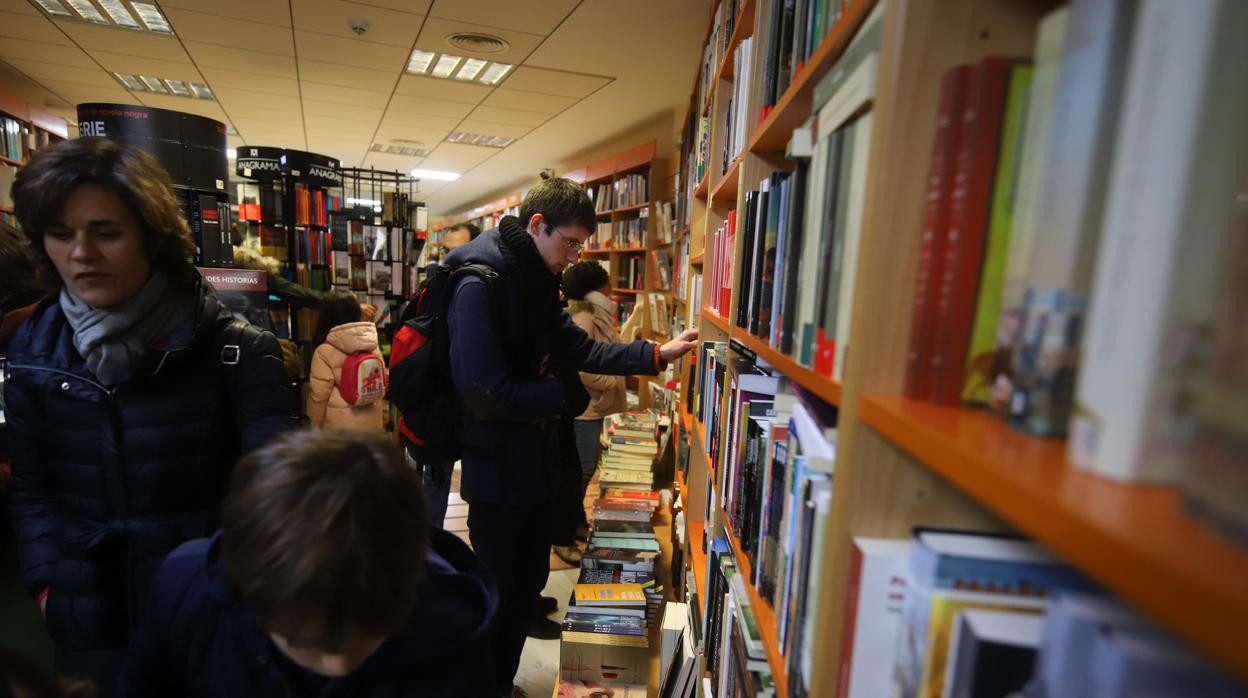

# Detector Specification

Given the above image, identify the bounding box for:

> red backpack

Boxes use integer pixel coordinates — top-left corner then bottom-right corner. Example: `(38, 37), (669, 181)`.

(339, 351), (387, 406)
(388, 263), (498, 462)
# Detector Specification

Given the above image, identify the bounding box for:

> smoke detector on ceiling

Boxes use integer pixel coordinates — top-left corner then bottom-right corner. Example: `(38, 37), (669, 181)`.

(446, 32), (509, 54)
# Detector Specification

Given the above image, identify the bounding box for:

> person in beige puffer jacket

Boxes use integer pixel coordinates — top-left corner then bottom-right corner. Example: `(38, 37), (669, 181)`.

(307, 291), (387, 432)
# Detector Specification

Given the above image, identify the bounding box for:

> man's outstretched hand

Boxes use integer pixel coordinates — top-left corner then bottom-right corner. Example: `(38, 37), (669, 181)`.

(659, 328), (700, 362)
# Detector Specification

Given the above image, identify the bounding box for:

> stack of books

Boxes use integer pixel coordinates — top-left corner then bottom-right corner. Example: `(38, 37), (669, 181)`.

(559, 489), (662, 690)
(597, 412), (661, 492)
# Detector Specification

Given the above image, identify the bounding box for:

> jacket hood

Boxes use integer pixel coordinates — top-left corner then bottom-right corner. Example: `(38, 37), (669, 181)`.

(326, 321), (379, 354)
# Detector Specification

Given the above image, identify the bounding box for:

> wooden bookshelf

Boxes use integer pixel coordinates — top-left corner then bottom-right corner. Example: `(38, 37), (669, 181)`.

(711, 155), (743, 202)
(690, 252), (705, 265)
(700, 308), (730, 333)
(717, 0), (758, 82)
(695, 169), (711, 199)
(724, 520), (789, 698)
(732, 330), (842, 407)
(859, 394), (1248, 679)
(0, 155), (22, 167)
(689, 519), (708, 602)
(612, 288), (643, 295)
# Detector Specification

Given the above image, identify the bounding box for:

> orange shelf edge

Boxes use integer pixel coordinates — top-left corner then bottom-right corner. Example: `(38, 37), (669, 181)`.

(690, 253), (705, 265)
(611, 288), (642, 295)
(748, 0), (877, 154)
(701, 308), (730, 334)
(711, 155), (743, 202)
(858, 394), (1248, 682)
(724, 520), (789, 697)
(0, 155), (24, 167)
(732, 329), (842, 406)
(695, 170), (711, 199)
(689, 519), (708, 603)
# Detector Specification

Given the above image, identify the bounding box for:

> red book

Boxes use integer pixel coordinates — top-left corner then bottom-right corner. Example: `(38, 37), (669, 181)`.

(720, 210), (736, 314)
(930, 57), (1016, 405)
(905, 66), (970, 399)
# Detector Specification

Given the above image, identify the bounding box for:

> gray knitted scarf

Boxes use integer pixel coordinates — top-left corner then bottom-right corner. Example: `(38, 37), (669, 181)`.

(59, 271), (191, 387)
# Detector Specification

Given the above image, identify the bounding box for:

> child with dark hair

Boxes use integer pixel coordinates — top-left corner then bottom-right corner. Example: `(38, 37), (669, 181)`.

(118, 430), (498, 697)
(307, 291), (387, 431)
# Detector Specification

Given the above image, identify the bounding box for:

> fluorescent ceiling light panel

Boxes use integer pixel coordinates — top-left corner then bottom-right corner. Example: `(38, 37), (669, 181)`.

(479, 62), (512, 85)
(64, 0), (107, 23)
(454, 58), (486, 82)
(407, 50), (436, 75)
(129, 2), (173, 33)
(445, 131), (513, 148)
(31, 0), (72, 17)
(164, 79), (191, 96)
(139, 75), (168, 93)
(190, 83), (214, 100)
(431, 54), (462, 79)
(410, 168), (460, 181)
(96, 0), (139, 28)
(113, 72), (144, 91)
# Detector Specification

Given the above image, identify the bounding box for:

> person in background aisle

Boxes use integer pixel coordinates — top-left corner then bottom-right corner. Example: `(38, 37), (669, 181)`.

(0, 221), (44, 495)
(306, 291), (388, 432)
(410, 221), (480, 529)
(557, 261), (630, 562)
(443, 178), (698, 698)
(4, 137), (299, 696)
(118, 429), (498, 697)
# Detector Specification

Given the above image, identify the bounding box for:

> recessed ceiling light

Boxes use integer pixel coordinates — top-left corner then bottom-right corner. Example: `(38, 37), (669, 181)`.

(190, 83), (213, 100)
(113, 72), (144, 91)
(407, 50), (436, 75)
(410, 168), (460, 181)
(95, 0), (139, 28)
(139, 75), (168, 93)
(129, 2), (173, 33)
(454, 58), (487, 82)
(369, 143), (430, 157)
(479, 62), (512, 85)
(446, 131), (514, 148)
(164, 79), (191, 96)
(31, 0), (71, 17)
(431, 54), (462, 79)
(63, 0), (106, 23)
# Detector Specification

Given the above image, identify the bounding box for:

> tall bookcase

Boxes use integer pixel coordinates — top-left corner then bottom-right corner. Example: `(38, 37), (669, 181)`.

(0, 88), (68, 226)
(671, 0), (1248, 696)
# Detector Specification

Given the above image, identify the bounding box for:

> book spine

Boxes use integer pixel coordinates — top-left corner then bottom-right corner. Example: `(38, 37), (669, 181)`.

(904, 67), (968, 399)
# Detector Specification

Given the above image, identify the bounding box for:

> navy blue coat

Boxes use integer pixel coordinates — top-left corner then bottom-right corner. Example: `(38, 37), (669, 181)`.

(118, 527), (499, 698)
(3, 273), (298, 688)
(445, 229), (658, 506)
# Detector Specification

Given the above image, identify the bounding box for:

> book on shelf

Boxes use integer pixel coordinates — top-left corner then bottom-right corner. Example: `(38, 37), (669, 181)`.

(561, 612), (647, 637)
(591, 520), (656, 539)
(943, 608), (1043, 698)
(557, 680), (646, 698)
(590, 536), (659, 553)
(892, 529), (1096, 698)
(582, 547), (658, 573)
(1068, 0), (1248, 484)
(837, 537), (909, 698)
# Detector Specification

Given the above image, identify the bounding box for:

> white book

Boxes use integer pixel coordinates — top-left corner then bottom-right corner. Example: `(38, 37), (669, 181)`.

(832, 110), (874, 381)
(1070, 0), (1248, 482)
(838, 538), (910, 698)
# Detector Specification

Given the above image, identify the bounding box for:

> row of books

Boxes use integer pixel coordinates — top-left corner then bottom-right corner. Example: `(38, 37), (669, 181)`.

(706, 211), (736, 319)
(614, 173), (649, 210)
(674, 235), (691, 304)
(703, 538), (775, 697)
(654, 201), (678, 245)
(615, 256), (645, 293)
(589, 222), (612, 251)
(612, 218), (646, 249)
(652, 250), (674, 292)
(1, 115), (26, 162)
(598, 412), (663, 492)
(732, 3), (881, 382)
(699, 0), (741, 116)
(328, 253), (405, 295)
(901, 0), (1248, 500)
(756, 0), (853, 125)
(722, 35), (754, 175)
(291, 183), (339, 228)
(292, 227), (330, 266)
(839, 528), (1242, 698)
(591, 182), (613, 213)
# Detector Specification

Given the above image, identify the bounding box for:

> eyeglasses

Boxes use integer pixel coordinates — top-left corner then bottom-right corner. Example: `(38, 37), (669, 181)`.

(555, 229), (585, 255)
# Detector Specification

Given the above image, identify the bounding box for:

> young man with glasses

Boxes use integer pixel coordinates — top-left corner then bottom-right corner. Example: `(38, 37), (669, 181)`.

(441, 178), (697, 698)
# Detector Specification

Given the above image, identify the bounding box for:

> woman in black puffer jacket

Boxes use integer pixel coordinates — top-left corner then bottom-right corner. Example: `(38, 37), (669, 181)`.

(3, 138), (299, 695)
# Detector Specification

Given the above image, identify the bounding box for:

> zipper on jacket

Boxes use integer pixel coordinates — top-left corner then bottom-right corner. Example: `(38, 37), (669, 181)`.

(5, 363), (117, 398)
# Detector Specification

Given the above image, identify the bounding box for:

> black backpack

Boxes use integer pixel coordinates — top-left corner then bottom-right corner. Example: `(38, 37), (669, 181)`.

(389, 263), (498, 462)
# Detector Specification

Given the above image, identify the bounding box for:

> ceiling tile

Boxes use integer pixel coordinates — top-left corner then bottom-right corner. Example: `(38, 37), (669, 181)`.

(301, 99), (384, 123)
(0, 10), (75, 45)
(428, 0), (579, 36)
(158, 0), (291, 26)
(221, 103), (303, 123)
(298, 82), (391, 109)
(500, 66), (612, 99)
(89, 51), (193, 79)
(293, 31), (406, 72)
(387, 95), (474, 120)
(339, 0), (433, 15)
(393, 75), (490, 105)
(303, 113), (380, 133)
(162, 8), (294, 55)
(412, 17), (542, 66)
(291, 0), (426, 48)
(53, 22), (191, 62)
(0, 38), (96, 68)
(197, 66), (300, 97)
(452, 120), (531, 140)
(182, 41), (297, 77)
(481, 88), (575, 115)
(232, 112), (304, 128)
(363, 151), (423, 172)
(212, 86), (304, 112)
(297, 58), (397, 92)
(0, 0), (40, 16)
(466, 105), (548, 128)
(378, 111), (462, 132)
(133, 95), (229, 121)
(37, 81), (137, 105)
(237, 131), (305, 148)
(371, 126), (450, 149)
(0, 59), (120, 89)
(427, 142), (497, 163)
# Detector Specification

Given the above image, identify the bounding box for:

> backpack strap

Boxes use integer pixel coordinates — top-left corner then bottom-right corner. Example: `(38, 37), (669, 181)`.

(216, 319), (248, 407)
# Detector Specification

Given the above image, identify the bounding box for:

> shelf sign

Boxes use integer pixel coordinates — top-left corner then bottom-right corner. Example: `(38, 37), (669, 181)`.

(77, 103), (228, 192)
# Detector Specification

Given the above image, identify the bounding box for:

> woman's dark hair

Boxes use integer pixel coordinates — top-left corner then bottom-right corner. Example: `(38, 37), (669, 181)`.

(0, 220), (44, 312)
(562, 260), (611, 301)
(312, 290), (362, 347)
(519, 177), (596, 235)
(10, 137), (196, 287)
(221, 430), (428, 651)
